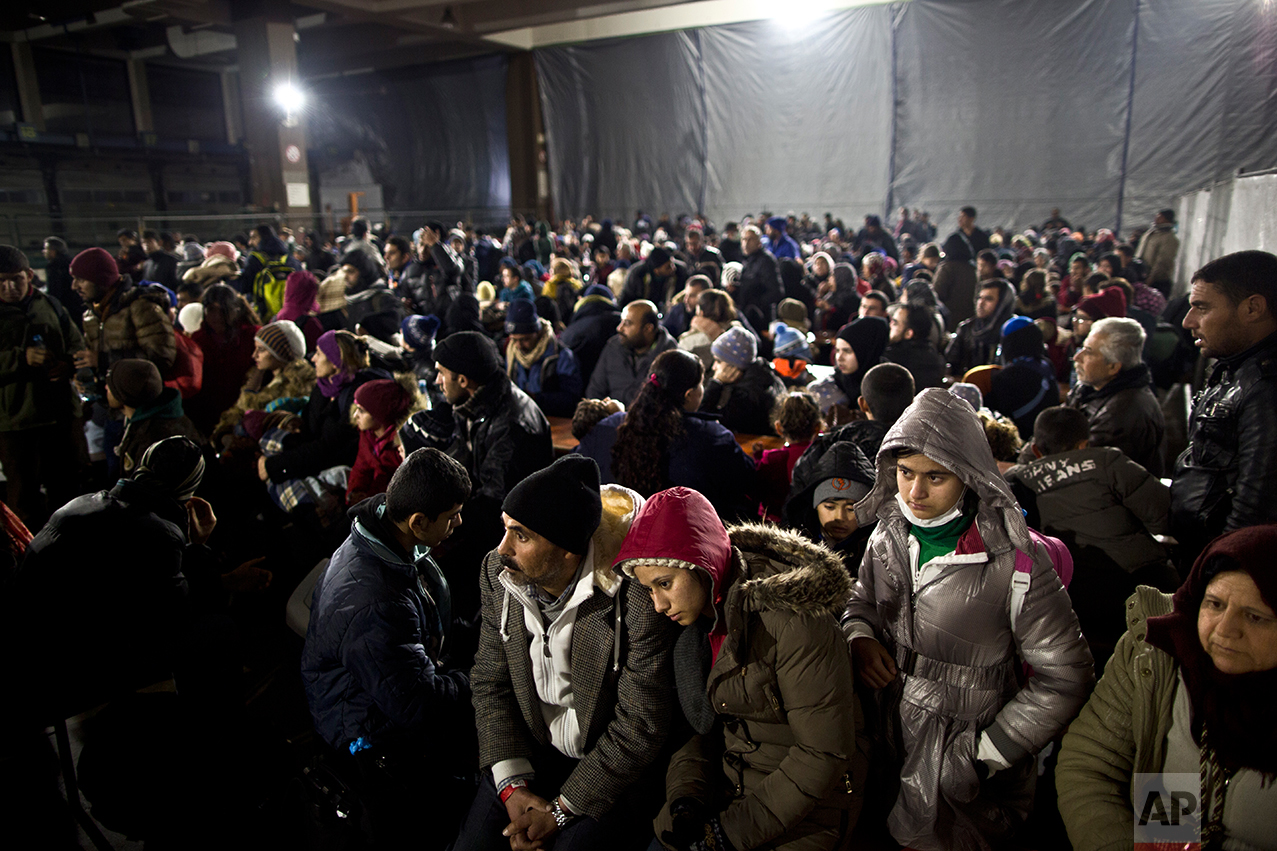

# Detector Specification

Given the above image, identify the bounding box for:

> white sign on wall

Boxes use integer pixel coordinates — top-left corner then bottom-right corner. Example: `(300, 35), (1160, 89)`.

(286, 181), (311, 208)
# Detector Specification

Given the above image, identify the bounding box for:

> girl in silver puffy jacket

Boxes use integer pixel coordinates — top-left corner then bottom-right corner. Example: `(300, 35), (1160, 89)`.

(842, 387), (1094, 851)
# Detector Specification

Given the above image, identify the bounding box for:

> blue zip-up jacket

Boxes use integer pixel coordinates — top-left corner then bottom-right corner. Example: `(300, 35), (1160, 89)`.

(301, 494), (469, 752)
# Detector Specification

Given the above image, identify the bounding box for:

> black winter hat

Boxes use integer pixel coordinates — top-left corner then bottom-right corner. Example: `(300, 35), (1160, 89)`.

(647, 247), (671, 269)
(505, 299), (539, 335)
(502, 455), (602, 555)
(108, 359), (164, 407)
(434, 331), (502, 383)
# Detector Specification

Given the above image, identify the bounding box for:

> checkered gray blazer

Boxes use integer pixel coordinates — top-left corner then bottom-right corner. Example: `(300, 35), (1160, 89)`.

(471, 549), (676, 819)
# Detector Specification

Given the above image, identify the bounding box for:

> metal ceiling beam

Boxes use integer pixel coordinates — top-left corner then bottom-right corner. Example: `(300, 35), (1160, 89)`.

(299, 37), (494, 78)
(484, 0), (899, 49)
(297, 0), (504, 50)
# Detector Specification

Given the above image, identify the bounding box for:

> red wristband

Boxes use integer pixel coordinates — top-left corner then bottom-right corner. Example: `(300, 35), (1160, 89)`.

(499, 780), (527, 803)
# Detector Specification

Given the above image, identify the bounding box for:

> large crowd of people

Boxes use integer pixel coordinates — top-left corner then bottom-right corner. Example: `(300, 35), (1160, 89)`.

(3, 203), (1277, 850)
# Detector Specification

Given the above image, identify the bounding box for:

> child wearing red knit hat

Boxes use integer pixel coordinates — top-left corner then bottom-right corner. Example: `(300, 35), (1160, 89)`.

(346, 376), (422, 505)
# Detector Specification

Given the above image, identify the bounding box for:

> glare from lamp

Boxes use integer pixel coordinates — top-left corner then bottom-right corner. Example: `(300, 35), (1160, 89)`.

(774, 1), (830, 29)
(274, 82), (305, 113)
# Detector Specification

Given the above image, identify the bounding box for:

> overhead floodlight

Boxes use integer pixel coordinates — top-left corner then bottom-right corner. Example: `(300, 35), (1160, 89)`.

(274, 81), (305, 113)
(775, 0), (831, 29)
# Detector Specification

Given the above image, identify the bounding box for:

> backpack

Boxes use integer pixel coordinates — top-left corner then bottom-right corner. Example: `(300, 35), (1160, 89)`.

(251, 251), (293, 320)
(1010, 528), (1073, 633)
(165, 332), (204, 399)
(1012, 529), (1074, 684)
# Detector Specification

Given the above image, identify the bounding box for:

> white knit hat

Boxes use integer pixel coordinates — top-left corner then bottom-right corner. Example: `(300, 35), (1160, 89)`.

(255, 320), (307, 363)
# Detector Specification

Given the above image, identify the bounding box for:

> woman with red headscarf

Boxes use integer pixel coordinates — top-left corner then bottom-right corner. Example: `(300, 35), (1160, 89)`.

(274, 269), (323, 352)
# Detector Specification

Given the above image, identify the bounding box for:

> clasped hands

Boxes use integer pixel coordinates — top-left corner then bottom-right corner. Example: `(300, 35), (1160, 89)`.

(501, 787), (560, 851)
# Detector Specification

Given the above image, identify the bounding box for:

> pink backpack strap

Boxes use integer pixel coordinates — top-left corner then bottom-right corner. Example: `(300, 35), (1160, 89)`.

(1011, 531), (1073, 633)
(1029, 529), (1073, 588)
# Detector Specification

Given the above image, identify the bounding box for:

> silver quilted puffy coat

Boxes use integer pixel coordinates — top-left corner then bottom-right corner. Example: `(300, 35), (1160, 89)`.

(843, 388), (1093, 851)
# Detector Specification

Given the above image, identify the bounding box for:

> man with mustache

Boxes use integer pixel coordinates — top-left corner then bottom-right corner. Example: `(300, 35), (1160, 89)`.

(456, 455), (676, 851)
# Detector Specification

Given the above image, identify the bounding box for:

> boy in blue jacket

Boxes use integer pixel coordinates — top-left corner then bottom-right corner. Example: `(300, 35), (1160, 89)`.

(301, 447), (474, 848)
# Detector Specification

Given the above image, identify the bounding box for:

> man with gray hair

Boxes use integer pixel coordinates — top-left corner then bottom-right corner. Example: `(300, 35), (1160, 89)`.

(1068, 316), (1165, 474)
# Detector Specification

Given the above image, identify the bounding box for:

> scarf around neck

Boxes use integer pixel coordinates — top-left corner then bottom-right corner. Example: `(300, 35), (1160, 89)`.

(507, 319), (554, 373)
(317, 370), (355, 399)
(1145, 525), (1277, 775)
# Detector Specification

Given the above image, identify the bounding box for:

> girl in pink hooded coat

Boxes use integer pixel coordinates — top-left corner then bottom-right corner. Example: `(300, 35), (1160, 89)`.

(614, 487), (871, 851)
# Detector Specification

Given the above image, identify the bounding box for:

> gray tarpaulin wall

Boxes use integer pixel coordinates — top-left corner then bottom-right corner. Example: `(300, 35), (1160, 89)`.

(308, 55), (511, 216)
(535, 10), (893, 231)
(535, 0), (1277, 235)
(1175, 170), (1277, 296)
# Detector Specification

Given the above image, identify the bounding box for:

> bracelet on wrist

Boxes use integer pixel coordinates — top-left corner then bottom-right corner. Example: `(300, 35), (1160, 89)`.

(550, 797), (573, 830)
(498, 779), (528, 804)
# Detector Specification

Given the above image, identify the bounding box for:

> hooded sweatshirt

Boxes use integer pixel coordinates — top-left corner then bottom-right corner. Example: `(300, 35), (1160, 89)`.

(843, 387), (1093, 851)
(492, 486), (640, 743)
(944, 279), (1017, 376)
(807, 316), (889, 413)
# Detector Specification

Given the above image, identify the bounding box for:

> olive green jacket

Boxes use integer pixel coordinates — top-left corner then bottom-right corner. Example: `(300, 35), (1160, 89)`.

(0, 288), (83, 432)
(1056, 586), (1177, 851)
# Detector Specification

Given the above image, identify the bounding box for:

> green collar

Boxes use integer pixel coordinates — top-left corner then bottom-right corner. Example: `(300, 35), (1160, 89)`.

(909, 510), (975, 567)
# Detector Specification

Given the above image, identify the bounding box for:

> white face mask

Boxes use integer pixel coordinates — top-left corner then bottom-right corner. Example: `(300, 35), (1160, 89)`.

(895, 490), (966, 528)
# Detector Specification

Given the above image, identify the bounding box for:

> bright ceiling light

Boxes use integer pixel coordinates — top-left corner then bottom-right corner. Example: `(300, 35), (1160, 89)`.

(775, 0), (832, 29)
(273, 81), (305, 112)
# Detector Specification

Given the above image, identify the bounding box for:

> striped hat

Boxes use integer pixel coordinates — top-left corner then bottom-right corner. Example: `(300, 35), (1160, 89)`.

(256, 320), (306, 363)
(721, 261), (743, 290)
(133, 436), (205, 503)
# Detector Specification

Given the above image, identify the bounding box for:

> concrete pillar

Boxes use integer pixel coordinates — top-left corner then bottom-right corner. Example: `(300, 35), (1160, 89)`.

(11, 42), (45, 131)
(233, 13), (312, 221)
(126, 58), (155, 135)
(38, 155), (63, 235)
(220, 69), (243, 145)
(149, 161), (168, 212)
(506, 52), (551, 222)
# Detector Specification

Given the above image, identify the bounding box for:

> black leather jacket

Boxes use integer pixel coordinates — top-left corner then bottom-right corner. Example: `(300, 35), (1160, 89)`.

(400, 244), (463, 316)
(1171, 332), (1277, 561)
(1067, 363), (1165, 476)
(447, 373), (553, 511)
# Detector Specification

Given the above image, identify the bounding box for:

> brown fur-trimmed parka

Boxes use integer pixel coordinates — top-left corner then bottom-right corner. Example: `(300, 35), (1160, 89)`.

(211, 358), (316, 443)
(655, 522), (872, 851)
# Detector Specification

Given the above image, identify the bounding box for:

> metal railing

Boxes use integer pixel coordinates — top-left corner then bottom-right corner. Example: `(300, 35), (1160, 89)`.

(3, 207), (535, 256)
